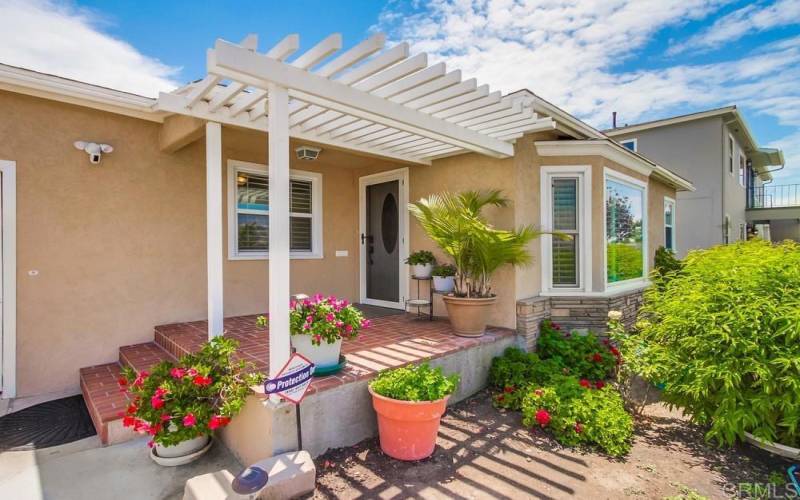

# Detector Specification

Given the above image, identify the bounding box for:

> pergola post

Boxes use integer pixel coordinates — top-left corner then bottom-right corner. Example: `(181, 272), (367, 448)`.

(268, 84), (291, 397)
(206, 121), (224, 339)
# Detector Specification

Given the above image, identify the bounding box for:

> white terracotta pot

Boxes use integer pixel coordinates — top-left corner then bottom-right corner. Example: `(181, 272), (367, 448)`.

(744, 432), (800, 459)
(152, 435), (211, 466)
(412, 263), (434, 278)
(433, 275), (455, 293)
(292, 335), (342, 370)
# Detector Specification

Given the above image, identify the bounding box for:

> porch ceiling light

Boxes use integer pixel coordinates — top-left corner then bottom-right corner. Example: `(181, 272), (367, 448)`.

(295, 146), (321, 161)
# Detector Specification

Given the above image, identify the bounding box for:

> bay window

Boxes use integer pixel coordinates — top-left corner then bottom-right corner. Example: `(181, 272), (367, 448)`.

(228, 160), (323, 259)
(605, 170), (647, 285)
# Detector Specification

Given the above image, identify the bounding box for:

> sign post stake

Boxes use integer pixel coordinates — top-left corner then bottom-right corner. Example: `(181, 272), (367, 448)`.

(263, 352), (314, 452)
(296, 404), (303, 451)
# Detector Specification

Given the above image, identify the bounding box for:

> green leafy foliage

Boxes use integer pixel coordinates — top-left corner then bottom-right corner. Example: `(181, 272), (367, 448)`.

(432, 263), (456, 277)
(405, 250), (436, 265)
(652, 246), (683, 289)
(636, 239), (800, 446)
(536, 320), (618, 381)
(488, 347), (563, 410)
(409, 190), (540, 298)
(370, 363), (459, 402)
(120, 337), (263, 447)
(521, 375), (633, 456)
(256, 294), (368, 346)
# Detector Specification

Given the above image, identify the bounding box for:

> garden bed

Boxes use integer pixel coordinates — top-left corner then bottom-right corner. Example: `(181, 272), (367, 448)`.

(314, 390), (794, 499)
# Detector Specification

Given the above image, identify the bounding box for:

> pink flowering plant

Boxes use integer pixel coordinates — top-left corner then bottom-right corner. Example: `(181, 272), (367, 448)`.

(118, 337), (262, 448)
(256, 294), (370, 346)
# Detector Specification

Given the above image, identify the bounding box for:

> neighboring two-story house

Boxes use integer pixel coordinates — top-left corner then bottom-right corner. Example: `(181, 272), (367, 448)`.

(605, 106), (786, 256)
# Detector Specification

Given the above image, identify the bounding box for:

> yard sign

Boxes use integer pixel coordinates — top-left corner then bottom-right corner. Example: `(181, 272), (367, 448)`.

(264, 353), (314, 404)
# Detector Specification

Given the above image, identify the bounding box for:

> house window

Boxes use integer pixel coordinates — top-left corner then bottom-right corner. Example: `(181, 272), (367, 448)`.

(541, 166), (591, 292)
(738, 153), (746, 187)
(228, 161), (323, 259)
(606, 172), (646, 284)
(619, 139), (637, 152)
(664, 198), (675, 251)
(728, 136), (734, 175)
(551, 178), (580, 286)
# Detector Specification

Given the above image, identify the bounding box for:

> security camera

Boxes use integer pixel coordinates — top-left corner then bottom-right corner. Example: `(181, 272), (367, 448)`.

(74, 141), (113, 164)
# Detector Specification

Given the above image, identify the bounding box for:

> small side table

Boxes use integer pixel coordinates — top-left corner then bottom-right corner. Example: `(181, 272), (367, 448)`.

(407, 276), (434, 320)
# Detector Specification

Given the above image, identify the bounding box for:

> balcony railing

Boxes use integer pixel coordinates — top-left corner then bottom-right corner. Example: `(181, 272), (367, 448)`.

(748, 184), (800, 209)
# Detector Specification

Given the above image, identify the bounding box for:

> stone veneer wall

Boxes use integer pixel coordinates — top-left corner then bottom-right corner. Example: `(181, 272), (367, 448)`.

(516, 289), (644, 350)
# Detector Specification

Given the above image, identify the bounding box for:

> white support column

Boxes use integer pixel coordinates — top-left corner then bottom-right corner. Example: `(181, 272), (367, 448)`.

(268, 84), (291, 392)
(206, 121), (224, 339)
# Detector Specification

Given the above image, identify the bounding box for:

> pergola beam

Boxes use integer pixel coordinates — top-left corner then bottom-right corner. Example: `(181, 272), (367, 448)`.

(209, 39), (514, 157)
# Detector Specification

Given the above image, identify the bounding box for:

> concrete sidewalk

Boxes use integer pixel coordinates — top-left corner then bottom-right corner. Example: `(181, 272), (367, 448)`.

(0, 436), (241, 500)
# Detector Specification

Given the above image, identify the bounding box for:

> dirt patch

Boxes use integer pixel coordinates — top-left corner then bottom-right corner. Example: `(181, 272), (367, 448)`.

(314, 390), (794, 499)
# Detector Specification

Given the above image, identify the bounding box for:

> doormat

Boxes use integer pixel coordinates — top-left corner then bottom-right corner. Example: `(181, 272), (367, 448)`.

(0, 395), (96, 451)
(354, 303), (406, 319)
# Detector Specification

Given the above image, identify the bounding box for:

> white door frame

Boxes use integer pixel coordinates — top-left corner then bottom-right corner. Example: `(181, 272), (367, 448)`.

(0, 160), (16, 399)
(358, 168), (409, 310)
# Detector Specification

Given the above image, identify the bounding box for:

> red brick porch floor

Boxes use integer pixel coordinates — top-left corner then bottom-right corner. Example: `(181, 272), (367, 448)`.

(80, 313), (515, 443)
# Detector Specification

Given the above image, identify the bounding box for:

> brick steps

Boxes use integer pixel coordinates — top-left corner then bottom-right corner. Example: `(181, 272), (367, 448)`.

(80, 341), (176, 444)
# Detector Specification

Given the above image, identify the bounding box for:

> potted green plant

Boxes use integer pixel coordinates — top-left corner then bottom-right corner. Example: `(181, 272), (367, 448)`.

(405, 250), (436, 278)
(409, 190), (540, 336)
(257, 294), (369, 371)
(432, 263), (456, 293)
(368, 363), (459, 461)
(119, 337), (262, 466)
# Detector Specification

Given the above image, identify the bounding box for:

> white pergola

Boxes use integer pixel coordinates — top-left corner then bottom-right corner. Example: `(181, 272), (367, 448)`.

(154, 33), (556, 388)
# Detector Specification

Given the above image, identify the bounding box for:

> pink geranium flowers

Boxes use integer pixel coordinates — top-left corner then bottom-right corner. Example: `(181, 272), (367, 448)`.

(257, 294), (369, 346)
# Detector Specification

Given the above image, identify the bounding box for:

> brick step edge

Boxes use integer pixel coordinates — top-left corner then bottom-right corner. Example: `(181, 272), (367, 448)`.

(118, 341), (176, 373)
(79, 362), (133, 444)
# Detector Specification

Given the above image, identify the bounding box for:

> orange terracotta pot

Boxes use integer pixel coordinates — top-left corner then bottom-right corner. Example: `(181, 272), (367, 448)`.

(369, 386), (449, 461)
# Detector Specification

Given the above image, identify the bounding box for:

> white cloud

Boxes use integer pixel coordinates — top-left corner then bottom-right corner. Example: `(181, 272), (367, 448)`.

(0, 0), (180, 97)
(375, 0), (800, 130)
(667, 0), (800, 56)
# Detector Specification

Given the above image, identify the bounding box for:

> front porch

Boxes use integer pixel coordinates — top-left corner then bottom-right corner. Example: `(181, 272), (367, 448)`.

(80, 310), (517, 448)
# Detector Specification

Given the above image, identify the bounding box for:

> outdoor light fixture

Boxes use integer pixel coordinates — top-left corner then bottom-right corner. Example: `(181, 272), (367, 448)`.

(73, 141), (113, 164)
(295, 145), (321, 161)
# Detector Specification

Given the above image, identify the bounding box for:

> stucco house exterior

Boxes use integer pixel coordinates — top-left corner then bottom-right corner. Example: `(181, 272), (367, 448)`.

(605, 107), (787, 256)
(0, 34), (692, 452)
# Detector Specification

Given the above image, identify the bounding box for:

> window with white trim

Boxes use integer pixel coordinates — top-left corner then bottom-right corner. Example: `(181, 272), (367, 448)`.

(664, 198), (675, 251)
(228, 162), (323, 259)
(619, 139), (637, 152)
(728, 135), (734, 175)
(551, 178), (580, 286)
(605, 172), (646, 284)
(738, 152), (746, 187)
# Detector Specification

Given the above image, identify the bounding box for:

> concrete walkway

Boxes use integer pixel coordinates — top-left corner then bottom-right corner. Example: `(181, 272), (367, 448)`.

(0, 436), (241, 500)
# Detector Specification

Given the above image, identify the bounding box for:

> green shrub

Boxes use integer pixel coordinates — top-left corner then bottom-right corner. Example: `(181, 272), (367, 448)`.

(370, 363), (459, 402)
(537, 320), (618, 381)
(432, 263), (456, 277)
(652, 246), (683, 289)
(521, 376), (633, 456)
(405, 250), (436, 265)
(488, 347), (563, 409)
(637, 239), (800, 446)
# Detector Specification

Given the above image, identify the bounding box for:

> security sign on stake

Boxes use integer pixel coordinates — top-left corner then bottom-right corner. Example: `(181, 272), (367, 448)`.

(264, 353), (315, 404)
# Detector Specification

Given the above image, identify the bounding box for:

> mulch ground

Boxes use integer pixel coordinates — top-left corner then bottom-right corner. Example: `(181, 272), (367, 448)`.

(313, 390), (794, 499)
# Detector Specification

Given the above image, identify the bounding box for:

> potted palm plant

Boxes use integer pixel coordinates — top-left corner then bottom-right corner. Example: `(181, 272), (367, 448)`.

(405, 250), (436, 278)
(432, 264), (456, 293)
(369, 363), (459, 461)
(409, 190), (540, 337)
(257, 294), (369, 371)
(119, 337), (262, 466)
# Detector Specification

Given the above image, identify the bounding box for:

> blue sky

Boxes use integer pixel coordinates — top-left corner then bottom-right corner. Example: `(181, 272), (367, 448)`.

(1, 0), (799, 183)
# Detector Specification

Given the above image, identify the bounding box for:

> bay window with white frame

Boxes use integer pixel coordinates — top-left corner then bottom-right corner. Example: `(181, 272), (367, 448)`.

(605, 170), (647, 285)
(541, 166), (591, 292)
(227, 160), (323, 259)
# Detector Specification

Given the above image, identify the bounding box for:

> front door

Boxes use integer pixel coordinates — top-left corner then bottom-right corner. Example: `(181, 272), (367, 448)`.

(360, 169), (407, 309)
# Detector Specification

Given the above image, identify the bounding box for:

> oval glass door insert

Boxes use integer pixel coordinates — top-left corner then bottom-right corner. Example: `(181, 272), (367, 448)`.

(381, 193), (398, 253)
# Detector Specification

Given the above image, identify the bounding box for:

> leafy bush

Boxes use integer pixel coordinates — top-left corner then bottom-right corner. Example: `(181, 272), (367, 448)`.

(488, 347), (563, 409)
(537, 320), (618, 381)
(405, 250), (436, 265)
(652, 246), (683, 288)
(256, 294), (369, 346)
(521, 375), (633, 456)
(370, 363), (459, 402)
(637, 239), (800, 446)
(120, 337), (263, 448)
